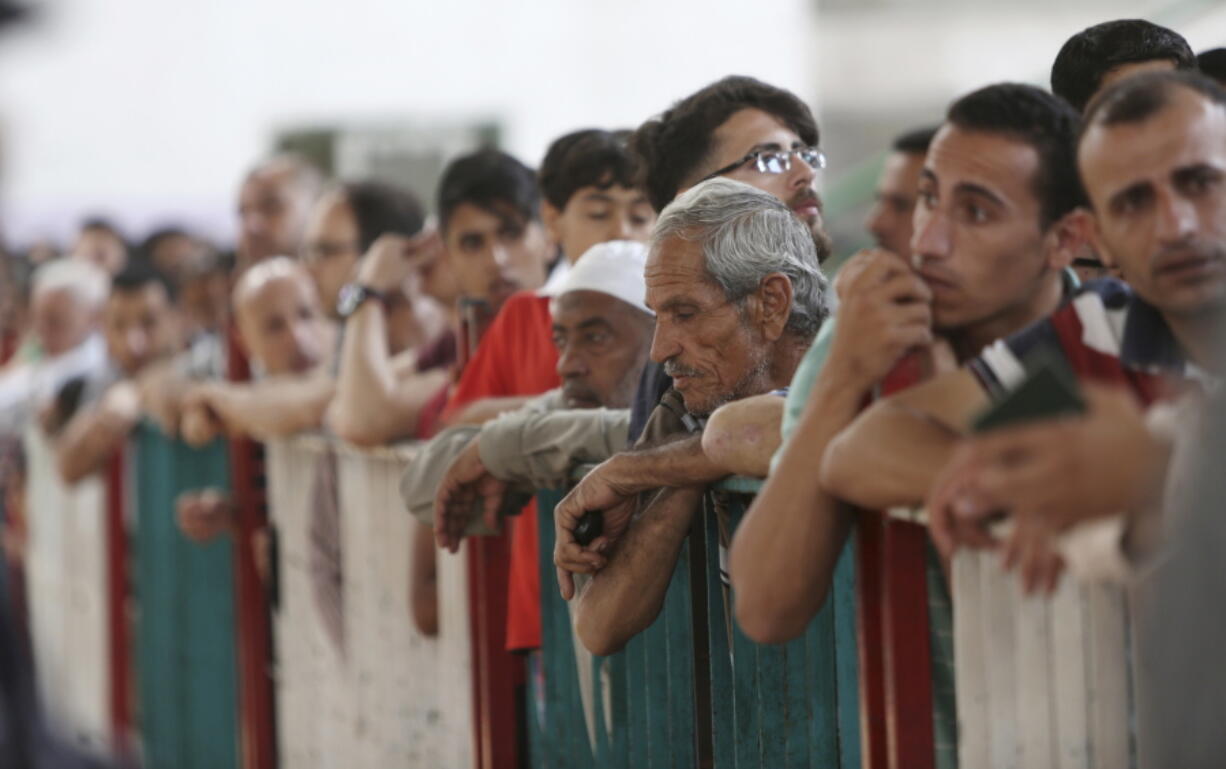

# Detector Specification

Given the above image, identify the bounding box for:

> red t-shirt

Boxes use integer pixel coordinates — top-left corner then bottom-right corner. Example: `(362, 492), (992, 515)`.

(443, 290), (560, 652)
(442, 292), (560, 420)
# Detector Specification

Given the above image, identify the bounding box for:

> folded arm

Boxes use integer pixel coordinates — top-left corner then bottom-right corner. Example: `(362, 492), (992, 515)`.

(189, 372), (336, 442)
(702, 394), (784, 478)
(573, 486), (703, 656)
(56, 382), (141, 484)
(479, 406), (630, 489)
(820, 368), (988, 511)
(329, 301), (450, 446)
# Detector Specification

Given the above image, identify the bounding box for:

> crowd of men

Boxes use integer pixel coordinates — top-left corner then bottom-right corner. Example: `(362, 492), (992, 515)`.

(0, 15), (1224, 768)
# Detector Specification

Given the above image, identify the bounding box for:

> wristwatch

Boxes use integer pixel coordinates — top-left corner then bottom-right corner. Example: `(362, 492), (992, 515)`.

(337, 283), (387, 318)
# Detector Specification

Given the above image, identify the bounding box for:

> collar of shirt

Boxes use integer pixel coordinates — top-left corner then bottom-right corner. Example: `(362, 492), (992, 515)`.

(1111, 285), (1220, 392)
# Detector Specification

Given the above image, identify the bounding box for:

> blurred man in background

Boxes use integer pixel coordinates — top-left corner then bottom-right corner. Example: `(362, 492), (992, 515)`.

(235, 154), (325, 270)
(179, 257), (335, 445)
(865, 126), (937, 260)
(55, 262), (180, 483)
(0, 260), (109, 437)
(70, 218), (128, 277)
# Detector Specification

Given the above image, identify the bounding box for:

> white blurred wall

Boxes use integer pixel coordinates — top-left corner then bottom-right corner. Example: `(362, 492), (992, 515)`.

(0, 0), (819, 247)
(818, 0), (1226, 115)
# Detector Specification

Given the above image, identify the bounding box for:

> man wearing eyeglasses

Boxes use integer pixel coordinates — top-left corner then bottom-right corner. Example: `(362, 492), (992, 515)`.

(619, 76), (834, 446)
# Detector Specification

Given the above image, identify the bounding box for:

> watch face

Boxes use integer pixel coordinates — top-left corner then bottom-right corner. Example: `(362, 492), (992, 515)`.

(337, 283), (364, 317)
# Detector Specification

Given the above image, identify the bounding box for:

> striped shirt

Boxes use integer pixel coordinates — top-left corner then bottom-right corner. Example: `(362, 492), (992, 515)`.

(969, 278), (1206, 404)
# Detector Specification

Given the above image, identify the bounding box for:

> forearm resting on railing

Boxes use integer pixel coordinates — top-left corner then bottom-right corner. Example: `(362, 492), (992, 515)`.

(729, 374), (861, 643)
(574, 486), (702, 657)
(330, 299), (446, 446)
(478, 407), (630, 489)
(612, 433), (728, 493)
(56, 404), (137, 484)
(210, 374), (336, 440)
(702, 394), (784, 478)
(821, 368), (988, 510)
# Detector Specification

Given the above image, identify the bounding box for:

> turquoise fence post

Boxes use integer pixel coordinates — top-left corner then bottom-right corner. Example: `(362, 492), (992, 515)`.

(712, 479), (863, 769)
(132, 423), (240, 769)
(535, 476), (861, 769)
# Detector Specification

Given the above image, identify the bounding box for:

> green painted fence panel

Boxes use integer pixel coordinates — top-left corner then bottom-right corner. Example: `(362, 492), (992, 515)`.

(132, 423), (240, 769)
(534, 480), (861, 769)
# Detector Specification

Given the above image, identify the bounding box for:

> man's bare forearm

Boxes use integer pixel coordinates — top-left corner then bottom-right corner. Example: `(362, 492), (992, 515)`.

(331, 301), (451, 445)
(574, 486), (703, 656)
(702, 395), (784, 478)
(56, 409), (134, 484)
(820, 400), (959, 510)
(729, 368), (864, 643)
(820, 369), (986, 510)
(211, 374), (335, 439)
(605, 434), (726, 494)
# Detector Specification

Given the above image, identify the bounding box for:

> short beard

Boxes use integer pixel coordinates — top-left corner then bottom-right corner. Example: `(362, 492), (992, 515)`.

(687, 353), (771, 418)
(810, 224), (834, 265)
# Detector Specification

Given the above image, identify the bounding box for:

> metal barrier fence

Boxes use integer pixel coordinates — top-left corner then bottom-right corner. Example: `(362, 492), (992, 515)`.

(21, 421), (1136, 769)
(23, 425), (112, 754)
(264, 436), (474, 768)
(951, 550), (1133, 768)
(129, 423), (241, 769)
(531, 481), (862, 769)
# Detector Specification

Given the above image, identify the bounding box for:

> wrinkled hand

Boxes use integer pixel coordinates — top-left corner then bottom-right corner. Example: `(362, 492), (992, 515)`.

(553, 456), (639, 600)
(433, 438), (508, 553)
(176, 488), (234, 543)
(827, 248), (933, 389)
(356, 230), (443, 295)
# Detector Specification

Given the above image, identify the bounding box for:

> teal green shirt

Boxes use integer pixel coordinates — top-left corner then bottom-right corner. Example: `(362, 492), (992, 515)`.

(770, 316), (836, 473)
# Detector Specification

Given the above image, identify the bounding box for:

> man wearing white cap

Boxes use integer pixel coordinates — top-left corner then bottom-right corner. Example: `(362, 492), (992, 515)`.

(428, 239), (654, 518)
(400, 240), (654, 636)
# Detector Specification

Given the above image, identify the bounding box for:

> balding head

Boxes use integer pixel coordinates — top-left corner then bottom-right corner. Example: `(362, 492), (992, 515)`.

(237, 154), (325, 267)
(233, 257), (330, 375)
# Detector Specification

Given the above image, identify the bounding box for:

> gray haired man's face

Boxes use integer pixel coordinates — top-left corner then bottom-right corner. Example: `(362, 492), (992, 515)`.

(644, 237), (773, 416)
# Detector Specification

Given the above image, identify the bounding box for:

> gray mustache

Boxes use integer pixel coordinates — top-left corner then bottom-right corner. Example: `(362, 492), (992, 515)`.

(663, 361), (704, 378)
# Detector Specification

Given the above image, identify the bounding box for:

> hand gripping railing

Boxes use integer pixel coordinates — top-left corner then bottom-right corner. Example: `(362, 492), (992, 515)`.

(532, 473), (862, 769)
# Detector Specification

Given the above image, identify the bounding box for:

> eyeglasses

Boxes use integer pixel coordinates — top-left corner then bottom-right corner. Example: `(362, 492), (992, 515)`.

(701, 146), (827, 183)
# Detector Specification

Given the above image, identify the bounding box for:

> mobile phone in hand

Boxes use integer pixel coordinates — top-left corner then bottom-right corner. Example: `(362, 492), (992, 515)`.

(971, 349), (1086, 434)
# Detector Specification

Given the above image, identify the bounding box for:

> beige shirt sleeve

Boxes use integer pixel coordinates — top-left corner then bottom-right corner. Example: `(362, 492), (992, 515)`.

(398, 424), (482, 525)
(477, 405), (631, 489)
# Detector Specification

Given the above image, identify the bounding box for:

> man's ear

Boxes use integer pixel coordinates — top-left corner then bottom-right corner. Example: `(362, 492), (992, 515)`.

(753, 273), (793, 342)
(540, 201), (564, 247)
(1082, 208), (1121, 271)
(1043, 207), (1091, 271)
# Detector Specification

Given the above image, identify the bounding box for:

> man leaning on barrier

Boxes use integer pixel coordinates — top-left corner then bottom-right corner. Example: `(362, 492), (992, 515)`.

(552, 178), (829, 656)
(397, 241), (655, 628)
(408, 248), (654, 517)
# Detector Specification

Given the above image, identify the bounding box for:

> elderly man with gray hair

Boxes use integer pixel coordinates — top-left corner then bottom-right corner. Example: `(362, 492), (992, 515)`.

(0, 259), (110, 437)
(552, 177), (829, 656)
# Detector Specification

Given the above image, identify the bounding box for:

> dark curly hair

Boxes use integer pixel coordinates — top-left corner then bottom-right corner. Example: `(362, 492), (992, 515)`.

(947, 83), (1086, 229)
(630, 75), (818, 213)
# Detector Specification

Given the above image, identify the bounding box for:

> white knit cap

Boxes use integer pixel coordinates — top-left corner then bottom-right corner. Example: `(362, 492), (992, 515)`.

(542, 239), (652, 315)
